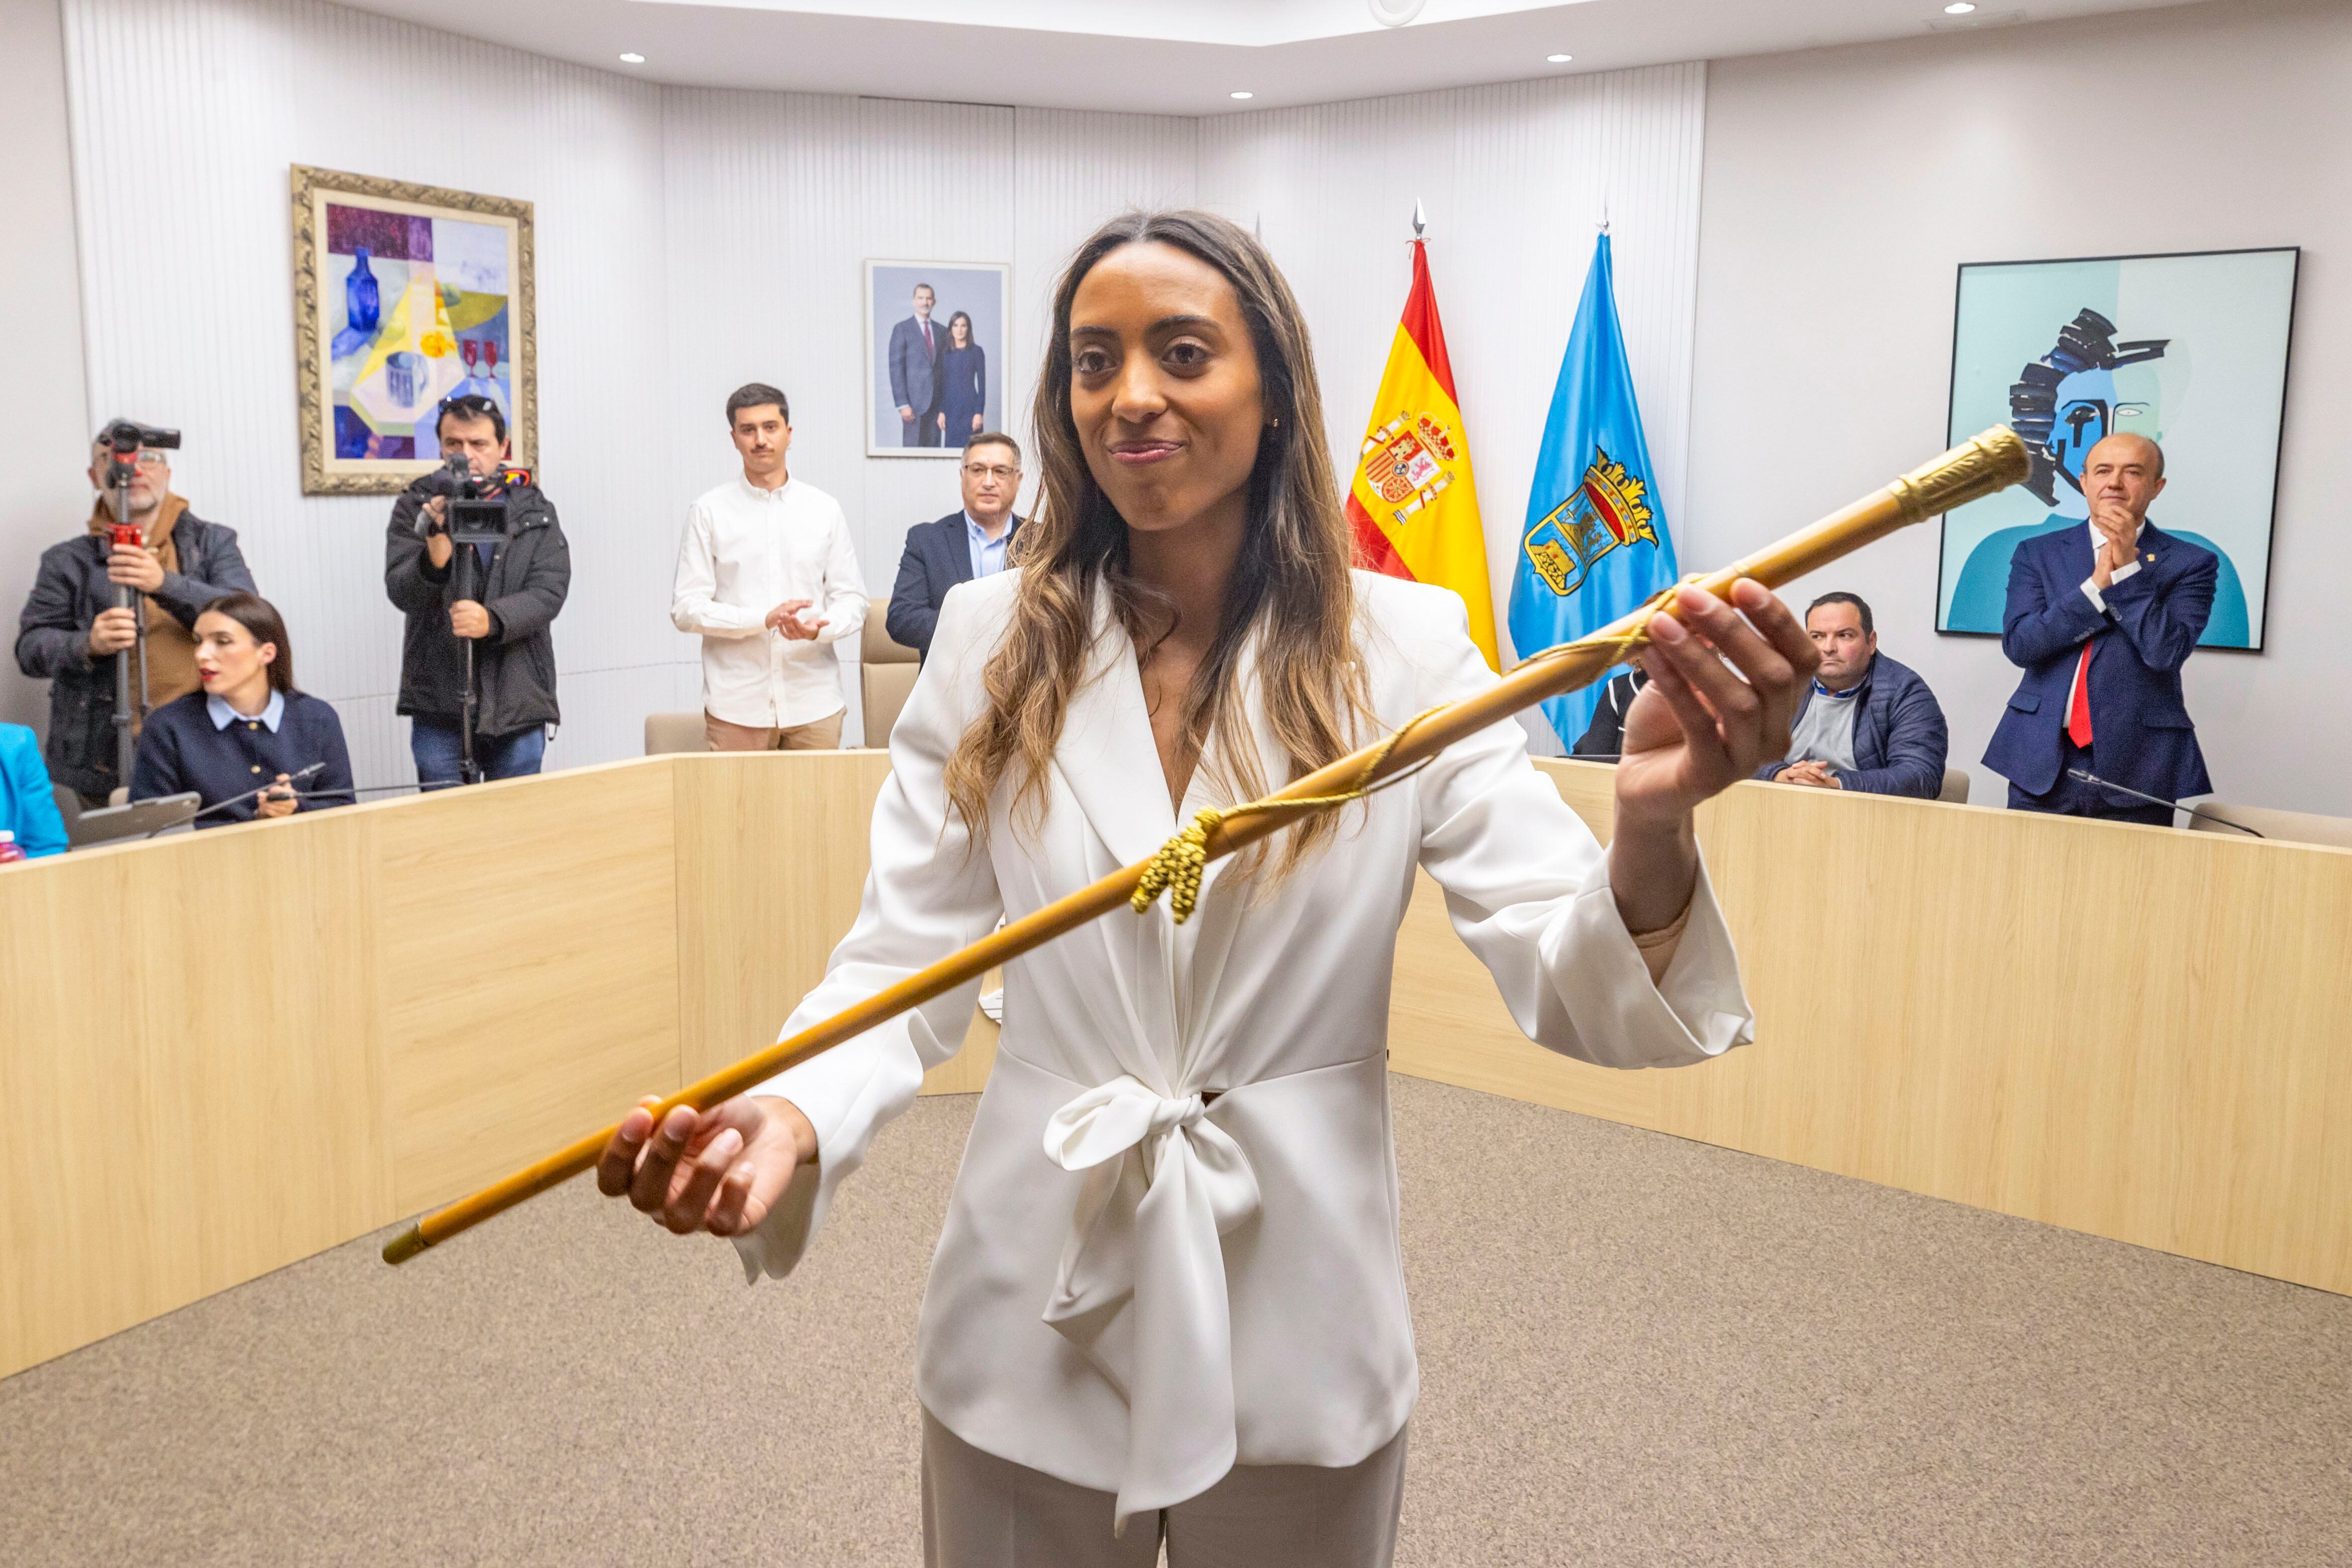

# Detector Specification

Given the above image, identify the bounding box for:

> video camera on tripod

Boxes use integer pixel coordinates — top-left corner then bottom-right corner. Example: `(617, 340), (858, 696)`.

(413, 451), (531, 548)
(411, 453), (533, 786)
(99, 418), (182, 787)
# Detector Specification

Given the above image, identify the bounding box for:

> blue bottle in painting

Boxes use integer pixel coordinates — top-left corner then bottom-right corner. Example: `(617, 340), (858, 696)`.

(348, 247), (380, 331)
(332, 247), (380, 361)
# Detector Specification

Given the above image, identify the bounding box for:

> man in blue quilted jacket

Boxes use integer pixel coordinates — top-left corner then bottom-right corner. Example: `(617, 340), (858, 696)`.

(1754, 591), (1950, 799)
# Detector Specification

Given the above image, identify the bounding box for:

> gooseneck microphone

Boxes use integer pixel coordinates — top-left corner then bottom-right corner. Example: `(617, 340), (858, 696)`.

(2064, 768), (2264, 838)
(181, 761), (329, 825)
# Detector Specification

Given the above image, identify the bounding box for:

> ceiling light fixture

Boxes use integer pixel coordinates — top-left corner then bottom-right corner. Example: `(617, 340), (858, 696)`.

(1547, 53), (1573, 63)
(1231, 90), (1254, 100)
(619, 52), (646, 63)
(1942, 3), (1975, 13)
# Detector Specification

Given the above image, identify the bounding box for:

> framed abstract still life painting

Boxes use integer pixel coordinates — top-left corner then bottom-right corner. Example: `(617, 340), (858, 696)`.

(1937, 246), (2298, 651)
(291, 165), (536, 495)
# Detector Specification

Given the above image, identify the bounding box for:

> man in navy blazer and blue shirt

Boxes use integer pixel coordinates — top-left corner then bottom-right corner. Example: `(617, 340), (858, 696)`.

(1753, 591), (1949, 797)
(888, 433), (1024, 660)
(1983, 433), (2213, 825)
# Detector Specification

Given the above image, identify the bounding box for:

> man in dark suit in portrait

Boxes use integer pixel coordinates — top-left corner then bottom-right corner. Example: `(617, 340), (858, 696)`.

(888, 281), (947, 448)
(1983, 433), (2214, 825)
(887, 433), (1023, 660)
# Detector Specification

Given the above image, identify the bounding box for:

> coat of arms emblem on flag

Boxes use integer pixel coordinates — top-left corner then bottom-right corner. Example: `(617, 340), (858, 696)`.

(1361, 412), (1461, 520)
(1522, 444), (1657, 598)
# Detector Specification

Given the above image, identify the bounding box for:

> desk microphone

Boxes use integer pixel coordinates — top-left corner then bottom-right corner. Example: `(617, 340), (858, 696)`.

(2064, 768), (2263, 838)
(137, 768), (476, 837)
(178, 762), (329, 827)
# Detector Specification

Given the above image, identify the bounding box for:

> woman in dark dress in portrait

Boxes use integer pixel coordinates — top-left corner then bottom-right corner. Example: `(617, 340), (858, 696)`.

(938, 310), (987, 442)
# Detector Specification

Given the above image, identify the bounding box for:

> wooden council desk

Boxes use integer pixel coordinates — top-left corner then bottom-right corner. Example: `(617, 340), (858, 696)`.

(2, 752), (2344, 1379)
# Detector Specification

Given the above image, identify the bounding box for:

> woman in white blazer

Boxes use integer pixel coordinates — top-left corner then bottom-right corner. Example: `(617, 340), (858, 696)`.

(601, 211), (1816, 1566)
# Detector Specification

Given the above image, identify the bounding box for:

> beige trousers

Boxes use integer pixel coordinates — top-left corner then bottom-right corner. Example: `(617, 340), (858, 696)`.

(702, 709), (843, 752)
(920, 1409), (1408, 1568)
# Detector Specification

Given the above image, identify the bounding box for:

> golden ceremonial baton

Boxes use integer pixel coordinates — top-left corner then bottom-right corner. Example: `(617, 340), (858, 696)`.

(383, 426), (2029, 1266)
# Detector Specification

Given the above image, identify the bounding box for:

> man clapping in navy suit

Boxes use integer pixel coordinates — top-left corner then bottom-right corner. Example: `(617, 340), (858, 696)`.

(1983, 433), (2214, 825)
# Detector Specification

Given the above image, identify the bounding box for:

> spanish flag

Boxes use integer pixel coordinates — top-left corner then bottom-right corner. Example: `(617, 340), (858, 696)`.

(1345, 241), (1499, 670)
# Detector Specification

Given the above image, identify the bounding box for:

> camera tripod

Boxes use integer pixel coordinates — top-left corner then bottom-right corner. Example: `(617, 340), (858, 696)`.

(451, 541), (484, 787)
(103, 453), (150, 790)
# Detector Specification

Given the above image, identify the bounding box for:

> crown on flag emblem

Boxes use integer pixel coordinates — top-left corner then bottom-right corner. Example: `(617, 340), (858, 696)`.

(1522, 444), (1658, 598)
(1361, 412), (1460, 525)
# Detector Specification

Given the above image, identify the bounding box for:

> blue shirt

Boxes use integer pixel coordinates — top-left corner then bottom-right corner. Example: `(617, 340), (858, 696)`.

(964, 511), (1012, 581)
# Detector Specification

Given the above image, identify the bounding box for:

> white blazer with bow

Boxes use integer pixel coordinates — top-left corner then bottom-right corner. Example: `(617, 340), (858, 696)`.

(736, 568), (1755, 1524)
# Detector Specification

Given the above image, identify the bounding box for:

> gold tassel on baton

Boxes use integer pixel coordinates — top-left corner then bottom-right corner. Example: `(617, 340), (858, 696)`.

(382, 426), (2030, 1267)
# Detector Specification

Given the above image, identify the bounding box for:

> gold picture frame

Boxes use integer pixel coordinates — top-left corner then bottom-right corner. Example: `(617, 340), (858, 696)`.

(290, 164), (536, 495)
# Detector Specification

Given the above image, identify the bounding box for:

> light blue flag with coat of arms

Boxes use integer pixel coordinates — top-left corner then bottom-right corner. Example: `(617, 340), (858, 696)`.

(1508, 232), (1679, 751)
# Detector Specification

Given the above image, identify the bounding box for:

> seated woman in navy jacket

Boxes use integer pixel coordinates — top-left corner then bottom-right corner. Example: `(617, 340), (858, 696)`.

(130, 593), (354, 827)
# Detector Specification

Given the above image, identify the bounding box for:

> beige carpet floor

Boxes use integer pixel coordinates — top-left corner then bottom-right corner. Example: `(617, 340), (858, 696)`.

(4, 1074), (2348, 1565)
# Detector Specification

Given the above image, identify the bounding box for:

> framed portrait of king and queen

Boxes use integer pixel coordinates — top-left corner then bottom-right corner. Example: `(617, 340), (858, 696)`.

(1937, 246), (2299, 650)
(864, 260), (1010, 458)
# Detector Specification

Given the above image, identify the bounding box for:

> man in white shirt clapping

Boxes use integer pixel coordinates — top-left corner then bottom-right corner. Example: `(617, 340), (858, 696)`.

(672, 383), (868, 751)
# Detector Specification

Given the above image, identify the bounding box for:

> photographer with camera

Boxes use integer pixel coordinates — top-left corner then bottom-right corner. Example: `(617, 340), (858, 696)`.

(384, 395), (569, 787)
(14, 420), (256, 808)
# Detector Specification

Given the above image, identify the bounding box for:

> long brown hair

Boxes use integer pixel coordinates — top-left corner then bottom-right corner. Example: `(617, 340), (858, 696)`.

(942, 209), (1370, 877)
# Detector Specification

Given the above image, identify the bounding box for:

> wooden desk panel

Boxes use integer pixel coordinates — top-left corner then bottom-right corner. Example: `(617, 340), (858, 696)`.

(378, 764), (682, 1213)
(1388, 761), (2352, 1297)
(671, 750), (893, 1085)
(670, 751), (996, 1097)
(0, 812), (388, 1376)
(6, 749), (2346, 1379)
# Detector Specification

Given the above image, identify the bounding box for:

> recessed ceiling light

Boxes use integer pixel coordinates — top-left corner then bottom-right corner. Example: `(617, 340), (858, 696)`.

(619, 52), (646, 64)
(1942, 3), (1975, 12)
(1230, 90), (1253, 100)
(1546, 53), (1573, 63)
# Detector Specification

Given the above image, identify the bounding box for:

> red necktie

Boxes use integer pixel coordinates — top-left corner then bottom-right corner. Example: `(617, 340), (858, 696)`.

(923, 321), (934, 355)
(2067, 641), (2095, 747)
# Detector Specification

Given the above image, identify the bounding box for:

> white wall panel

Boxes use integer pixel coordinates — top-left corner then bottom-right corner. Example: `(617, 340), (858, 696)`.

(1199, 65), (1707, 683)
(1008, 109), (1200, 464)
(0, 0), (94, 736)
(61, 0), (670, 789)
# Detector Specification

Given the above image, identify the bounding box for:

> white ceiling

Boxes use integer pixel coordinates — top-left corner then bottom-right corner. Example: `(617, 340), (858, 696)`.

(338, 0), (2207, 114)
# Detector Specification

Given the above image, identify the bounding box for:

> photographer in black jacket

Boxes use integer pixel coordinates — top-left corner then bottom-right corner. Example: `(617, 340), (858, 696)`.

(384, 395), (569, 785)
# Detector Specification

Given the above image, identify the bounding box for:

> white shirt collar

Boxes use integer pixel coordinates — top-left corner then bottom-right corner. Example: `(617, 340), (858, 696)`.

(208, 689), (285, 732)
(736, 472), (794, 504)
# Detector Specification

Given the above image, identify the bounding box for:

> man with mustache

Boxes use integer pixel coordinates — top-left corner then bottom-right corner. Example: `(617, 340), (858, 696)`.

(673, 382), (868, 752)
